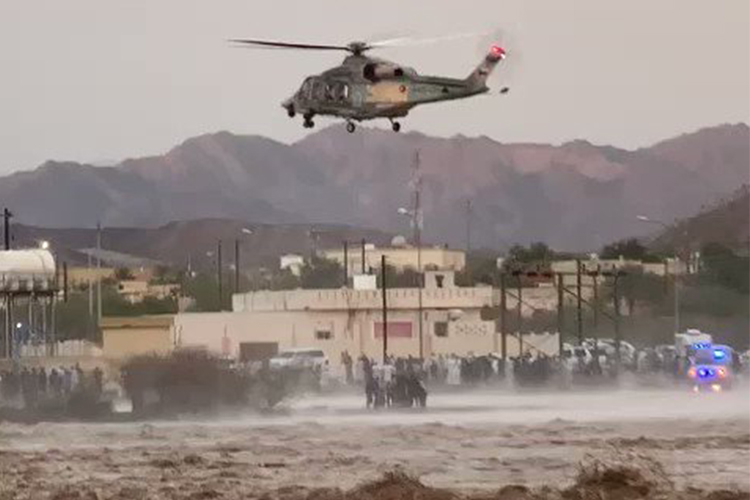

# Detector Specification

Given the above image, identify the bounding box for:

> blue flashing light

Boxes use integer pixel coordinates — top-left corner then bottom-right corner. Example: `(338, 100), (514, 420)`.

(713, 349), (726, 360)
(696, 367), (717, 378)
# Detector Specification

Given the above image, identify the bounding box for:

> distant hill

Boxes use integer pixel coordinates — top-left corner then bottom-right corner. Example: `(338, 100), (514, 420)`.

(10, 220), (394, 270)
(650, 186), (750, 255)
(1, 123), (747, 251)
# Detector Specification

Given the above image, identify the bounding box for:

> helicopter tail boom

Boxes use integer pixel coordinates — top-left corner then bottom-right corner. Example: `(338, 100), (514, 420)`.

(465, 45), (505, 90)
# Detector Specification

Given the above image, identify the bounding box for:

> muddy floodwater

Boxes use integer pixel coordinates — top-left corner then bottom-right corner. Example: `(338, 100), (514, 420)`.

(1, 387), (748, 499)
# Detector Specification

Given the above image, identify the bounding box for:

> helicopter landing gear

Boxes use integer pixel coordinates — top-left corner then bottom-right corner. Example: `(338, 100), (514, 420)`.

(287, 106), (296, 118)
(346, 121), (356, 133)
(303, 114), (315, 129)
(390, 119), (401, 133)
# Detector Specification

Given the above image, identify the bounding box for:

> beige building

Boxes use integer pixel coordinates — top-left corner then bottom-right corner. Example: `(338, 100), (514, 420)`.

(99, 272), (563, 366)
(67, 266), (116, 288)
(321, 245), (466, 274)
(552, 257), (687, 279)
(117, 280), (179, 303)
(101, 315), (175, 359)
(172, 271), (558, 366)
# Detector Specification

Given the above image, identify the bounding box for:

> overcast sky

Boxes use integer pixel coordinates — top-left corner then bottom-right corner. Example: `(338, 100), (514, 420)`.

(0, 0), (748, 174)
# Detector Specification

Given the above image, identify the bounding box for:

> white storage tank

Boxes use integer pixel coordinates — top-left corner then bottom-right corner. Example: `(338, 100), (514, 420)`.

(0, 249), (56, 291)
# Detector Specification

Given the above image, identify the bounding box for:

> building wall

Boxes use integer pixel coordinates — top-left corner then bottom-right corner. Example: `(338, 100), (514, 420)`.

(66, 267), (115, 287)
(176, 306), (498, 364)
(322, 247), (466, 273)
(175, 308), (559, 365)
(232, 287), (494, 313)
(101, 316), (175, 359)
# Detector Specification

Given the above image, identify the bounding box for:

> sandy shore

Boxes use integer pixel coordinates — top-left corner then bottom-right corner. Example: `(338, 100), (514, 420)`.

(1, 388), (748, 499)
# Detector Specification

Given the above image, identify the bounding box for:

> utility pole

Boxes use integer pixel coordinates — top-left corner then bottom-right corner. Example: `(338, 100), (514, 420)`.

(62, 262), (69, 303)
(1, 208), (11, 358)
(96, 223), (102, 330)
(499, 272), (507, 361)
(381, 254), (388, 362)
(673, 256), (681, 334)
(217, 240), (223, 311)
(576, 258), (583, 345)
(412, 150), (424, 359)
(2, 208), (12, 250)
(517, 273), (523, 357)
(234, 239), (240, 294)
(613, 271), (622, 370)
(592, 270), (599, 330)
(465, 199), (472, 254)
(87, 251), (93, 336)
(343, 241), (349, 287)
(3, 296), (11, 358)
(591, 265), (600, 370)
(361, 238), (367, 274)
(557, 273), (565, 355)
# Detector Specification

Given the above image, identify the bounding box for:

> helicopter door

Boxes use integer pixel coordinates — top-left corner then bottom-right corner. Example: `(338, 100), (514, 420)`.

(311, 79), (327, 101)
(330, 82), (350, 103)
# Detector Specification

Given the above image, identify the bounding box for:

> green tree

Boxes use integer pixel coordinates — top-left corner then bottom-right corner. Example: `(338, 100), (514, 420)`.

(600, 238), (662, 262)
(299, 257), (343, 289)
(456, 252), (500, 286)
(182, 273), (225, 311)
(114, 267), (135, 280)
(700, 243), (749, 294)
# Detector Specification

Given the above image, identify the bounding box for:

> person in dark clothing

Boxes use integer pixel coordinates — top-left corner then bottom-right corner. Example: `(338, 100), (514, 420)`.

(37, 367), (48, 397)
(341, 351), (354, 385)
(363, 357), (376, 408)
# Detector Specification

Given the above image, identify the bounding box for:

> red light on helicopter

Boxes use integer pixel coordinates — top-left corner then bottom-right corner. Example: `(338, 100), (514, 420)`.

(490, 45), (506, 59)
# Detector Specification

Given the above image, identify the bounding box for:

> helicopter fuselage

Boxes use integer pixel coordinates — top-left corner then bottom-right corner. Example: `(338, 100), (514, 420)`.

(283, 54), (490, 123)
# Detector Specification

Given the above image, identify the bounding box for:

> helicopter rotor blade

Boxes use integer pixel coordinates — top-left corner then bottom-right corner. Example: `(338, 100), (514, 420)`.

(369, 32), (486, 48)
(229, 39), (350, 52)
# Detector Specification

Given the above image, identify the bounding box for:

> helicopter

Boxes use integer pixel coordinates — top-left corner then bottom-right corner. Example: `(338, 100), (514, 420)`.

(230, 37), (509, 133)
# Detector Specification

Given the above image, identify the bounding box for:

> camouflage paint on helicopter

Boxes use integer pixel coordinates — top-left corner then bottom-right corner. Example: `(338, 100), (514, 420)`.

(230, 38), (508, 133)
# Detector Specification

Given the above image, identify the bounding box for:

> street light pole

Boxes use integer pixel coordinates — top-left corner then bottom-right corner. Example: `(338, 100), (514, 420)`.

(636, 215), (682, 333)
(2, 208), (12, 250)
(398, 152), (425, 359)
(412, 152), (424, 359)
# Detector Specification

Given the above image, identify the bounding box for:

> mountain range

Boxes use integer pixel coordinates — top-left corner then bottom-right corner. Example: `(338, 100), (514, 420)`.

(10, 220), (394, 270)
(1, 123), (747, 251)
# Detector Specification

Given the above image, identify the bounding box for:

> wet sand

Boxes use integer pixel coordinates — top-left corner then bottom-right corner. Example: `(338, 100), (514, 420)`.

(0, 388), (748, 498)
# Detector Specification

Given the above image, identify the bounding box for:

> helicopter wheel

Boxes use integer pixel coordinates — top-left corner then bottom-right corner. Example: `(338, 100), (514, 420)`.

(346, 122), (356, 133)
(303, 118), (315, 129)
(287, 106), (296, 118)
(391, 121), (401, 133)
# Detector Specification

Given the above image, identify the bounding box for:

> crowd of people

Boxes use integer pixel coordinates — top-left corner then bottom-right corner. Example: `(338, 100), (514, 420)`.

(0, 364), (103, 409)
(339, 342), (750, 399)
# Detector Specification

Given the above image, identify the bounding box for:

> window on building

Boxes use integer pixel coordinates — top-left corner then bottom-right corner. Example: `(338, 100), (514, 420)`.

(434, 322), (448, 337)
(315, 329), (333, 340)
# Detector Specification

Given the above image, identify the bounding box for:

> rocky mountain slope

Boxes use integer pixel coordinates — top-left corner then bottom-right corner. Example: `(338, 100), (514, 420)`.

(1, 123), (746, 251)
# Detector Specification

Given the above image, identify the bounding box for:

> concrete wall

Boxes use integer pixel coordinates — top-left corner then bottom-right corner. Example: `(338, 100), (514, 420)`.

(101, 316), (175, 359)
(232, 287), (495, 313)
(177, 307), (495, 363)
(175, 308), (559, 365)
(322, 246), (466, 273)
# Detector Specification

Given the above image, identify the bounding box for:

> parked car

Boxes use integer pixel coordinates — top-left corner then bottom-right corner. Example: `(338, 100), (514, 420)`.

(269, 348), (329, 370)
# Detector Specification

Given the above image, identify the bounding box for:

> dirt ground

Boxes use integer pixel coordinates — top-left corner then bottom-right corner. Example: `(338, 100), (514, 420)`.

(0, 388), (748, 499)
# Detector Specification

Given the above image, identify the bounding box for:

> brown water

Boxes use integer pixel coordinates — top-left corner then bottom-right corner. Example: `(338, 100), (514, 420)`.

(0, 388), (748, 499)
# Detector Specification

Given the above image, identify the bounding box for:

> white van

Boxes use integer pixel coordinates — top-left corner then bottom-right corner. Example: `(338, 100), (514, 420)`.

(269, 348), (329, 370)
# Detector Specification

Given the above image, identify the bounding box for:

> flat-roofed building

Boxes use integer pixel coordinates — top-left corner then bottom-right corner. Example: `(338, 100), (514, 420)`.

(174, 270), (559, 366)
(101, 315), (176, 359)
(321, 245), (466, 274)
